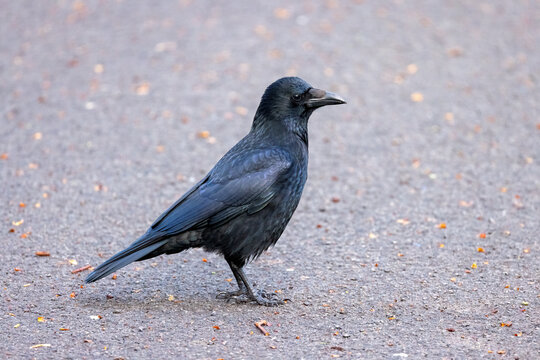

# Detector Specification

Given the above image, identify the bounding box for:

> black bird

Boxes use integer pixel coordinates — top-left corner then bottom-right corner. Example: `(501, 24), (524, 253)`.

(85, 77), (346, 305)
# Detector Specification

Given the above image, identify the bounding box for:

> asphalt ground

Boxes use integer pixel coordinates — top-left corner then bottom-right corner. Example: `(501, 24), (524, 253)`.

(1, 1), (539, 359)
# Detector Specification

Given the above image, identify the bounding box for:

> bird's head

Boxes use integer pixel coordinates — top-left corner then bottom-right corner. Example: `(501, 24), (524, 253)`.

(253, 77), (346, 133)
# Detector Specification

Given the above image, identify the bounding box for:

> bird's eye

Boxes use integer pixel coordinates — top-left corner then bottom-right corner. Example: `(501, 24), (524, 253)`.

(292, 94), (302, 102)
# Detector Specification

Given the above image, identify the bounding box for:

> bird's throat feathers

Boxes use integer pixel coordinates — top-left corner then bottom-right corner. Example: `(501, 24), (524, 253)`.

(251, 112), (309, 147)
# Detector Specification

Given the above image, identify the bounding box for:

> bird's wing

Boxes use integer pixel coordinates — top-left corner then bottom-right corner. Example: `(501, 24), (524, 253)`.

(149, 173), (211, 229)
(149, 148), (292, 235)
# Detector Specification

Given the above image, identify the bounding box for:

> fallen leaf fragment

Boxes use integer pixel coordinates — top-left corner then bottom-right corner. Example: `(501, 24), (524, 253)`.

(478, 233), (486, 239)
(500, 322), (512, 327)
(497, 350), (506, 355)
(446, 328), (455, 332)
(213, 325), (220, 330)
(94, 64), (104, 73)
(112, 274), (117, 280)
(19, 202), (26, 208)
(471, 263), (477, 269)
(68, 259), (78, 265)
(71, 265), (91, 274)
(135, 82), (150, 96)
(477, 247), (485, 253)
(406, 64), (418, 74)
(0, 153), (8, 160)
(410, 92), (424, 102)
(37, 317), (45, 322)
(70, 292), (76, 298)
(202, 258), (208, 262)
(396, 218), (410, 225)
(30, 344), (51, 349)
(59, 328), (69, 331)
(35, 251), (50, 257)
(197, 131), (210, 139)
(12, 219), (24, 226)
(89, 315), (102, 320)
(447, 47), (464, 57)
(168, 294), (175, 301)
(274, 8), (291, 19)
(235, 106), (248, 116)
(438, 223), (447, 229)
(255, 320), (269, 336)
(14, 323), (20, 328)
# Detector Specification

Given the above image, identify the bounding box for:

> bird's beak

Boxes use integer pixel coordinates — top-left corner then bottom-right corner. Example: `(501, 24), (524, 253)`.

(306, 88), (347, 108)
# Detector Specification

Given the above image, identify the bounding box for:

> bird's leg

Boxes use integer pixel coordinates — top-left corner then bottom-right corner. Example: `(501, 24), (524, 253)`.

(217, 259), (284, 306)
(235, 266), (284, 306)
(216, 259), (246, 299)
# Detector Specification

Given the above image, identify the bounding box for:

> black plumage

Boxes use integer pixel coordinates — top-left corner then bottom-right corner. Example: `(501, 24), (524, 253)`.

(85, 77), (346, 305)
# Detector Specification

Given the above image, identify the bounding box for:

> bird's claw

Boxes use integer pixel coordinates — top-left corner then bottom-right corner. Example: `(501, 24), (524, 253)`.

(216, 289), (284, 307)
(216, 289), (246, 300)
(251, 290), (285, 307)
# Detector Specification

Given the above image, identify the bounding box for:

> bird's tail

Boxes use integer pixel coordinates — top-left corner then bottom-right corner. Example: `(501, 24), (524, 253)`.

(85, 234), (168, 283)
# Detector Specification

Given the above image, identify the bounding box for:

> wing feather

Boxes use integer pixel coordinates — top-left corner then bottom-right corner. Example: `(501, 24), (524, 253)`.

(148, 148), (291, 236)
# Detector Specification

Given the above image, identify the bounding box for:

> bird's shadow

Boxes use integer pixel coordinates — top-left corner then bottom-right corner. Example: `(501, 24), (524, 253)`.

(78, 284), (266, 313)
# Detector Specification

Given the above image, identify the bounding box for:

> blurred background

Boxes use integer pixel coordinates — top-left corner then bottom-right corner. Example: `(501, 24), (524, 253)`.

(1, 1), (538, 358)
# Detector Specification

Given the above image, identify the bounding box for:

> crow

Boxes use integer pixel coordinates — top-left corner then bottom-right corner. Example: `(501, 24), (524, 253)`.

(85, 77), (346, 306)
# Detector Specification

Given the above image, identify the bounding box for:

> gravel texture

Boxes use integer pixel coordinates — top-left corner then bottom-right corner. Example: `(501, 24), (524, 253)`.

(1, 1), (539, 359)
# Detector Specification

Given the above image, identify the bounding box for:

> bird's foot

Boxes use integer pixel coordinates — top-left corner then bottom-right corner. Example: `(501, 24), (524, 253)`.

(216, 289), (246, 300)
(217, 289), (284, 306)
(217, 289), (254, 305)
(250, 290), (284, 307)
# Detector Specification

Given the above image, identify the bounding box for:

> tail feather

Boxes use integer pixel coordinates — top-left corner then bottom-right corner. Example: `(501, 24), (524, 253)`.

(85, 236), (168, 283)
